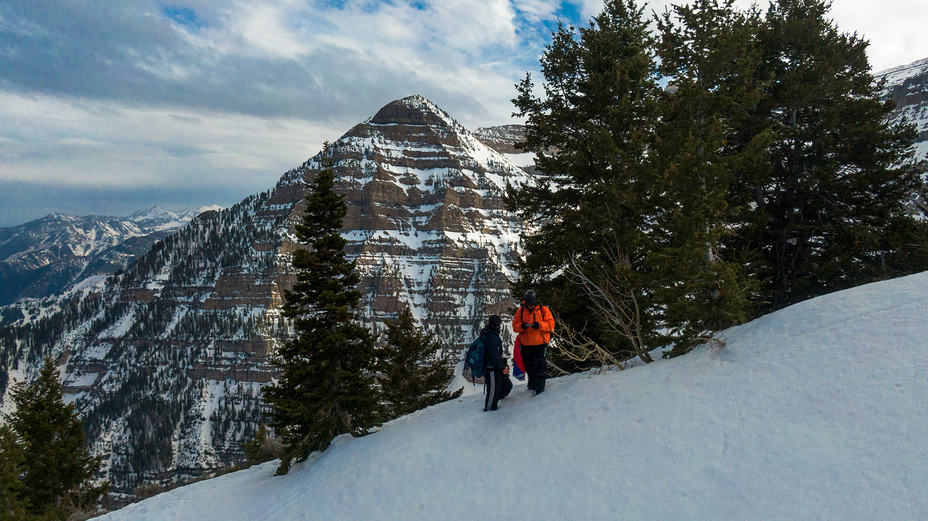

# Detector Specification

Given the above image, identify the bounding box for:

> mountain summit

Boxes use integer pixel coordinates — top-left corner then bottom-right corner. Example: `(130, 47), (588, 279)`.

(0, 96), (531, 498)
(369, 94), (457, 126)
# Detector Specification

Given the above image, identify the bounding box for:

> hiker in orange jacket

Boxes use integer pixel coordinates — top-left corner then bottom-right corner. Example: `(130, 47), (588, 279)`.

(512, 290), (555, 395)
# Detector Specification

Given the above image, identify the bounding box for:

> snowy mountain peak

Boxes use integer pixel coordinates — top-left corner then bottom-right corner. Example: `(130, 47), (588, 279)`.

(0, 206), (219, 306)
(368, 94), (458, 129)
(39, 212), (82, 223)
(128, 206), (174, 222)
(128, 205), (222, 225)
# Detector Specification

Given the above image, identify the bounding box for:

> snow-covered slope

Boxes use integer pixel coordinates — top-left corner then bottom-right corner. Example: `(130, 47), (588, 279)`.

(101, 270), (928, 520)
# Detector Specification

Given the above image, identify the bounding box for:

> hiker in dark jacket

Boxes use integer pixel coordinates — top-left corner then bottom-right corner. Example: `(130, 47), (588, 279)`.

(482, 314), (512, 411)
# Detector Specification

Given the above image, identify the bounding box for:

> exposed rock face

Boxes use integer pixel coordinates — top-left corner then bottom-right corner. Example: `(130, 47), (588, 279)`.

(0, 95), (530, 499)
(0, 207), (218, 307)
(876, 57), (928, 172)
(875, 57), (928, 214)
(326, 96), (529, 344)
(474, 124), (527, 155)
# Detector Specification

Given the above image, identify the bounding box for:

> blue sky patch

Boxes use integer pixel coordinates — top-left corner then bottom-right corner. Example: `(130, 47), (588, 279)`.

(163, 5), (206, 31)
(556, 1), (584, 25)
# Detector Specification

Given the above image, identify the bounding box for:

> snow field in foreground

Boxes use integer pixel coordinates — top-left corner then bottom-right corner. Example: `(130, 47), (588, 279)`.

(102, 271), (928, 521)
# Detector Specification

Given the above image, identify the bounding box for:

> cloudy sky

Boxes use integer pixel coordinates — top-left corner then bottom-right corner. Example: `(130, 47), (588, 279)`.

(1, 0), (926, 227)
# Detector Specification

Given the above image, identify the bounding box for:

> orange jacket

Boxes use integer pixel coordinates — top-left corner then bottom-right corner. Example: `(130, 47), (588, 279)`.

(512, 303), (555, 346)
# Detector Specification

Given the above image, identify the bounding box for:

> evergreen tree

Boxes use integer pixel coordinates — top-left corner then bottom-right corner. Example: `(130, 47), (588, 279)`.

(6, 358), (107, 520)
(242, 423), (282, 466)
(510, 0), (665, 364)
(652, 0), (768, 355)
(512, 0), (927, 367)
(741, 0), (928, 311)
(1, 425), (33, 521)
(263, 143), (382, 475)
(377, 306), (462, 420)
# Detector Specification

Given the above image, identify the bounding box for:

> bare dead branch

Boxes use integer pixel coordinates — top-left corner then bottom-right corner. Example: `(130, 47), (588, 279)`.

(562, 230), (654, 364)
(548, 314), (628, 372)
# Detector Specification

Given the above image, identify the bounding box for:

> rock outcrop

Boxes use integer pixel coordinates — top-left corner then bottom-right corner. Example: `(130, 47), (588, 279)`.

(876, 57), (928, 172)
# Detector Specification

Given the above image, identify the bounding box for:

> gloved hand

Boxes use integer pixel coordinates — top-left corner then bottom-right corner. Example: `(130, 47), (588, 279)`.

(531, 321), (540, 329)
(521, 322), (530, 329)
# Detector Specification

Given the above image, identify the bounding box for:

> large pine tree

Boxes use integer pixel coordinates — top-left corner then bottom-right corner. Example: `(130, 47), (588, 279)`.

(511, 0), (762, 361)
(652, 0), (768, 355)
(377, 306), (462, 420)
(510, 0), (665, 364)
(512, 0), (927, 367)
(739, 0), (928, 311)
(5, 357), (107, 520)
(263, 143), (382, 475)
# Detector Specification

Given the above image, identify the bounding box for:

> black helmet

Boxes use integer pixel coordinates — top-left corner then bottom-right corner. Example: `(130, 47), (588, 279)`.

(524, 290), (539, 307)
(488, 314), (502, 328)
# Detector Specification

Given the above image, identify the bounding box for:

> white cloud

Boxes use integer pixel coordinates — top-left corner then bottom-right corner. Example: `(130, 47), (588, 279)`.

(577, 0), (606, 20)
(0, 91), (340, 188)
(2, 0), (925, 226)
(826, 0), (928, 72)
(428, 0), (519, 51)
(512, 0), (562, 23)
(231, 1), (310, 59)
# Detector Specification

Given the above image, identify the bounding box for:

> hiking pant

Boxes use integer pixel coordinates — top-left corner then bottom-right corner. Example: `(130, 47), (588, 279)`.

(521, 343), (547, 393)
(484, 368), (503, 411)
(484, 368), (513, 411)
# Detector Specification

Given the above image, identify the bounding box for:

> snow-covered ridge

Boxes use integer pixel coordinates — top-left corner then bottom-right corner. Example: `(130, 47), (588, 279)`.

(0, 205), (223, 306)
(129, 205), (223, 230)
(874, 56), (928, 87)
(100, 270), (928, 520)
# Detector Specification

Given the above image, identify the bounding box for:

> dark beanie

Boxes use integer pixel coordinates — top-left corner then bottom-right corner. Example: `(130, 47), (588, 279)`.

(488, 314), (502, 328)
(524, 290), (539, 306)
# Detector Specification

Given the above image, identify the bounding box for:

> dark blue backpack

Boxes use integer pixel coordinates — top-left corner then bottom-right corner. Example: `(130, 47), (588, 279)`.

(463, 333), (487, 381)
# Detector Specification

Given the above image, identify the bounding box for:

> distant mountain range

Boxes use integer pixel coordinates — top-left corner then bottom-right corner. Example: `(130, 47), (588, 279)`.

(0, 207), (221, 307)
